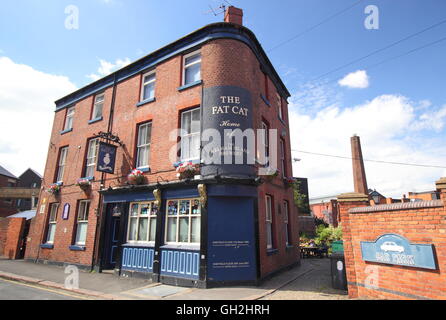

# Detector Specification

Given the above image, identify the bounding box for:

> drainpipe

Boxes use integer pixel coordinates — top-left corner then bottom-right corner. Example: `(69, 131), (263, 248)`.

(92, 73), (118, 271)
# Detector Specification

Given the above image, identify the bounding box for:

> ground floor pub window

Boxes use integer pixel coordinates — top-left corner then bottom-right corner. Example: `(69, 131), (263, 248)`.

(75, 200), (90, 246)
(127, 201), (159, 243)
(165, 198), (201, 244)
(46, 203), (59, 244)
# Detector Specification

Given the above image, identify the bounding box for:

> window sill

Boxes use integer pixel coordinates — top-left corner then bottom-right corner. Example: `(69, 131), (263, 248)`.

(266, 248), (279, 256)
(160, 244), (200, 251)
(174, 159), (200, 168)
(136, 97), (156, 107)
(40, 244), (54, 249)
(80, 176), (94, 182)
(136, 167), (150, 173)
(69, 245), (86, 251)
(60, 128), (73, 135)
(260, 94), (271, 107)
(122, 242), (155, 248)
(177, 80), (202, 92)
(88, 117), (103, 124)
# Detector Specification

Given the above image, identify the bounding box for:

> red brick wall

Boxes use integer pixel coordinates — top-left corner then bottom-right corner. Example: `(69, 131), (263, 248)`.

(339, 193), (446, 300)
(26, 37), (299, 276)
(0, 217), (25, 259)
(0, 175), (19, 217)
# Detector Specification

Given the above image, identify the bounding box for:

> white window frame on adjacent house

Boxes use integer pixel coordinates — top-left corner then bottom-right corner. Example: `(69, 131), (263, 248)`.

(136, 122), (152, 170)
(127, 201), (159, 243)
(56, 146), (68, 183)
(46, 203), (59, 244)
(92, 93), (104, 120)
(280, 138), (286, 178)
(283, 200), (291, 246)
(182, 50), (201, 86)
(180, 108), (201, 162)
(85, 138), (99, 178)
(140, 70), (156, 101)
(64, 106), (75, 131)
(75, 200), (90, 246)
(265, 195), (274, 250)
(165, 198), (201, 245)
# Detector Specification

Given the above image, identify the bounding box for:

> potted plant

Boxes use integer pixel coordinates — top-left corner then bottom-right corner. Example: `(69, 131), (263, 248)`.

(47, 183), (61, 195)
(128, 169), (146, 185)
(176, 161), (200, 180)
(283, 177), (296, 188)
(76, 178), (92, 191)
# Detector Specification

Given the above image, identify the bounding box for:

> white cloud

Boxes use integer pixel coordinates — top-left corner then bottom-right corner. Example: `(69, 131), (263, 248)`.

(0, 57), (77, 176)
(87, 58), (131, 81)
(289, 94), (446, 199)
(338, 70), (369, 89)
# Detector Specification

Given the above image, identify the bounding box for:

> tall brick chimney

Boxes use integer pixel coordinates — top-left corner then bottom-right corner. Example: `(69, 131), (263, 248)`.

(351, 135), (369, 195)
(224, 6), (243, 25)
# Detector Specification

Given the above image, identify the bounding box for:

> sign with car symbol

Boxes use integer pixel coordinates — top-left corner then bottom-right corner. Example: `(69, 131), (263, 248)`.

(360, 234), (437, 270)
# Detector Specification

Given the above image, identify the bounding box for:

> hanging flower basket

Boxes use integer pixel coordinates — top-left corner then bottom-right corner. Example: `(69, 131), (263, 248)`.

(47, 183), (61, 195)
(76, 178), (92, 191)
(283, 177), (296, 188)
(128, 169), (146, 185)
(262, 168), (279, 181)
(176, 161), (200, 180)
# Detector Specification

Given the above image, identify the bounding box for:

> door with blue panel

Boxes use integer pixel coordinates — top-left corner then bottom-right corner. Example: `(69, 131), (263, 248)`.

(207, 197), (257, 282)
(102, 203), (124, 270)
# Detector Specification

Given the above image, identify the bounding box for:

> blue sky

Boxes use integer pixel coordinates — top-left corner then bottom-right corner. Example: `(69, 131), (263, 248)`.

(0, 0), (445, 197)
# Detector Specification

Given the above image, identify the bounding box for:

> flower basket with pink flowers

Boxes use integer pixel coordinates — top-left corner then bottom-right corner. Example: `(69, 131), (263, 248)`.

(47, 183), (61, 195)
(175, 161), (200, 180)
(283, 177), (296, 188)
(128, 169), (146, 185)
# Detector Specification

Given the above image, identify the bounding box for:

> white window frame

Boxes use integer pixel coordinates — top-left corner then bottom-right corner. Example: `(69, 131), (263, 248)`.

(56, 147), (68, 183)
(75, 200), (90, 246)
(46, 203), (59, 244)
(85, 138), (99, 178)
(260, 121), (270, 167)
(136, 122), (152, 170)
(284, 201), (290, 246)
(182, 50), (201, 86)
(140, 70), (156, 101)
(277, 93), (283, 120)
(165, 198), (201, 245)
(64, 107), (75, 131)
(127, 201), (158, 244)
(280, 139), (286, 178)
(180, 108), (201, 162)
(92, 93), (104, 120)
(265, 195), (273, 250)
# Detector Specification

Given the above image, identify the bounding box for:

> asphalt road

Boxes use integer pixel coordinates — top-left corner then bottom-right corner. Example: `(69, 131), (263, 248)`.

(0, 278), (88, 300)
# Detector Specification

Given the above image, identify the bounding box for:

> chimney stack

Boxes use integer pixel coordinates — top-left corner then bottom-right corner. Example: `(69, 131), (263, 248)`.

(224, 6), (243, 25)
(351, 135), (369, 195)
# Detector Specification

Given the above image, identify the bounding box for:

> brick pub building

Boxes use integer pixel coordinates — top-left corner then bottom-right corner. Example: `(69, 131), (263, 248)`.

(26, 7), (299, 287)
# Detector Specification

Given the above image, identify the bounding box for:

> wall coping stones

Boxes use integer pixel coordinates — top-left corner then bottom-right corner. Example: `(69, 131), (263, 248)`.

(348, 199), (444, 214)
(337, 192), (369, 202)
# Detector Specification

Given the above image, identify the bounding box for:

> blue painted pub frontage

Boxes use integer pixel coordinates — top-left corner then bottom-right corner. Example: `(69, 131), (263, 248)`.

(100, 178), (260, 288)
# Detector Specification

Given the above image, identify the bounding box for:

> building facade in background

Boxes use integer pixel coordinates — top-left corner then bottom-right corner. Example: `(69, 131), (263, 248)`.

(0, 165), (19, 218)
(26, 7), (299, 288)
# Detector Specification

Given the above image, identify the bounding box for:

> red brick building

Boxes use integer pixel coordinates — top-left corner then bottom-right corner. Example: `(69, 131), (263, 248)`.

(26, 7), (299, 287)
(0, 165), (19, 218)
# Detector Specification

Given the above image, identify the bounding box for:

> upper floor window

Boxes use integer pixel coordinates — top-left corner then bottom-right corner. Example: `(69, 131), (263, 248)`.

(64, 107), (75, 131)
(92, 94), (104, 120)
(280, 139), (286, 178)
(85, 138), (99, 178)
(128, 202), (159, 243)
(180, 108), (200, 161)
(165, 198), (201, 244)
(283, 200), (291, 246)
(46, 203), (59, 244)
(259, 121), (269, 167)
(56, 146), (68, 183)
(141, 71), (156, 101)
(183, 51), (201, 86)
(136, 122), (152, 170)
(263, 72), (269, 101)
(75, 200), (90, 246)
(277, 94), (283, 120)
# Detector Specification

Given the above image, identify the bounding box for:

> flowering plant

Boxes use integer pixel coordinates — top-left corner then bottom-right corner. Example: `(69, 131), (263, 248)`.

(283, 177), (296, 188)
(47, 183), (61, 195)
(176, 161), (200, 180)
(128, 169), (146, 185)
(76, 178), (91, 191)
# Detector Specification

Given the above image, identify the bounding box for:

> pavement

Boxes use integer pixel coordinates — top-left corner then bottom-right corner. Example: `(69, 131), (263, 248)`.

(0, 257), (348, 300)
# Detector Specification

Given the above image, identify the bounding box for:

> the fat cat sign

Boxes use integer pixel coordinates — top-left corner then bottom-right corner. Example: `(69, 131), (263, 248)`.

(97, 142), (117, 174)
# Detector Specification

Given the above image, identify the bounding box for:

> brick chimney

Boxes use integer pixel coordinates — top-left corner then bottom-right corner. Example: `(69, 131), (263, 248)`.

(224, 6), (243, 25)
(351, 135), (369, 195)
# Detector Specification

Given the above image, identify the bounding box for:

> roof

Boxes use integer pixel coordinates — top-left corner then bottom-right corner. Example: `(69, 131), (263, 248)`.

(19, 168), (42, 179)
(7, 210), (36, 220)
(0, 165), (17, 179)
(55, 22), (291, 111)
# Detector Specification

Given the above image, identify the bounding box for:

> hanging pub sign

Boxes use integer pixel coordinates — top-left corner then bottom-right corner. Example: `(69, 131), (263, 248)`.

(361, 234), (437, 270)
(97, 142), (117, 174)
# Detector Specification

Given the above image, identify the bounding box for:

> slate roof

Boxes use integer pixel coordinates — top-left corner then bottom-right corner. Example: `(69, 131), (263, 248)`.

(0, 165), (17, 179)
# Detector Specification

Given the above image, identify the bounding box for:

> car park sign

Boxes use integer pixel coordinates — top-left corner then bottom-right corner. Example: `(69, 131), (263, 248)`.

(360, 234), (437, 270)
